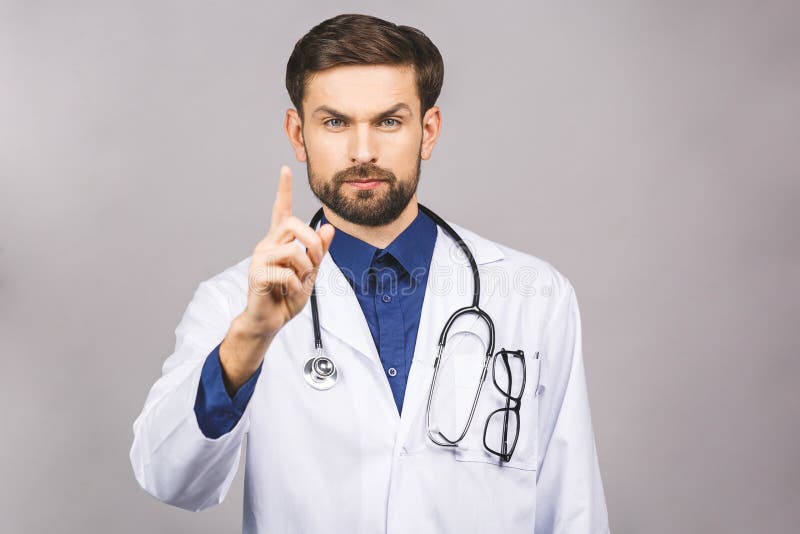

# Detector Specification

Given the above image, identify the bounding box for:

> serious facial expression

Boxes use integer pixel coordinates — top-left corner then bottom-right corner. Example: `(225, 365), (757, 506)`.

(299, 65), (424, 226)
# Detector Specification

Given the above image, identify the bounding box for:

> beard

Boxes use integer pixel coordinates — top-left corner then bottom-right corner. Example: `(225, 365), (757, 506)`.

(306, 153), (421, 227)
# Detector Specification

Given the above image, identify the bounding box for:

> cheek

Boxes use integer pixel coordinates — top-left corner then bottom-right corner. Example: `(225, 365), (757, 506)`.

(384, 130), (423, 157)
(305, 133), (347, 165)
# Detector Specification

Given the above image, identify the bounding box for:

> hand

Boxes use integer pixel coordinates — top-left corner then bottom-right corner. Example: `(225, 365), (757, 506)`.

(240, 165), (335, 339)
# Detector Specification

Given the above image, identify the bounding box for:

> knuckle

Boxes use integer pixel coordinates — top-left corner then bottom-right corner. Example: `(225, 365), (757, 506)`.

(248, 266), (273, 295)
(248, 265), (295, 297)
(255, 235), (276, 251)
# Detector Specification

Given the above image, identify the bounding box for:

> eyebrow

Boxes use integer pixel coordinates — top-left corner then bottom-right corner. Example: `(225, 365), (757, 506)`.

(311, 103), (413, 122)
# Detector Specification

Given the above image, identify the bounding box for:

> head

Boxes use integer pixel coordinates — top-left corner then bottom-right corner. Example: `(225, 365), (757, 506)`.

(284, 14), (444, 227)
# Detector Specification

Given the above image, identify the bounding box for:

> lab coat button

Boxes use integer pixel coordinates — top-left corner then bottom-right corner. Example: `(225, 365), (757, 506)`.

(387, 367), (397, 377)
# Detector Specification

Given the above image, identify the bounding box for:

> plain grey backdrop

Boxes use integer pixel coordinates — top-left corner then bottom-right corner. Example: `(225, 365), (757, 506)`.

(2, 0), (798, 532)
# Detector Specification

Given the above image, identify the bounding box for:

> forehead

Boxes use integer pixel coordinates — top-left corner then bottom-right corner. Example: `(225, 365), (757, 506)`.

(303, 64), (419, 116)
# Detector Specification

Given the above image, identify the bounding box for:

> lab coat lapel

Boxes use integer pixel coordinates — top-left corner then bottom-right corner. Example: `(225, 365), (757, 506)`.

(300, 250), (381, 367)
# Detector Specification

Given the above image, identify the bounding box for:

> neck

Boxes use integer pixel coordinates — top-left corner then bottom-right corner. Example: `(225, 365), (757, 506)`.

(322, 196), (419, 249)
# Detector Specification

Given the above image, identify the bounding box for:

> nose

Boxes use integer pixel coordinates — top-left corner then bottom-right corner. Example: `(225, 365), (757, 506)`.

(349, 123), (378, 165)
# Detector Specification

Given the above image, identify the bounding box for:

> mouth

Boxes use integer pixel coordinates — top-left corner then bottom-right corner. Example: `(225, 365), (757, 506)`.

(344, 178), (387, 190)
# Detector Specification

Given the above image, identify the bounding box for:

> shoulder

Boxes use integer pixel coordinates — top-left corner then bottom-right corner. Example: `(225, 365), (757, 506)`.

(445, 220), (575, 298)
(444, 220), (577, 327)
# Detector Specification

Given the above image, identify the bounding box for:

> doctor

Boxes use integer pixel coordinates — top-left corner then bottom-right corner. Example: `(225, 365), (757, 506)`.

(130, 13), (610, 534)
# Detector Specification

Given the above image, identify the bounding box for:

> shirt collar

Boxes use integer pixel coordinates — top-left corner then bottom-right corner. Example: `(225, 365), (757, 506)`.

(321, 207), (437, 289)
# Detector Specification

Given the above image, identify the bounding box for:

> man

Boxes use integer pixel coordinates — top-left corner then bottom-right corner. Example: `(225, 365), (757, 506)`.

(130, 13), (610, 533)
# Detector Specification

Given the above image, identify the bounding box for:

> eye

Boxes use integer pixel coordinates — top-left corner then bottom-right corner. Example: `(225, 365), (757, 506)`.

(380, 118), (401, 128)
(324, 118), (346, 129)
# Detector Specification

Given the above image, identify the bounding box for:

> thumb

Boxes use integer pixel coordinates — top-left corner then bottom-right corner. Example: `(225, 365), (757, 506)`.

(317, 224), (335, 255)
(301, 224), (335, 292)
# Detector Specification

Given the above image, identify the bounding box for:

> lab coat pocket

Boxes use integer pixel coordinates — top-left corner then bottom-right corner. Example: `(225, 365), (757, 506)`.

(453, 348), (541, 471)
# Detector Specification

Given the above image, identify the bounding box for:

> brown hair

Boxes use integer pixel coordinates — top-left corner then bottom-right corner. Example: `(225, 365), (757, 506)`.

(285, 14), (444, 121)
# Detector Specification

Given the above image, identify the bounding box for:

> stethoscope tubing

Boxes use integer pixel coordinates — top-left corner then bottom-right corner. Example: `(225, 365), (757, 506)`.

(305, 204), (495, 397)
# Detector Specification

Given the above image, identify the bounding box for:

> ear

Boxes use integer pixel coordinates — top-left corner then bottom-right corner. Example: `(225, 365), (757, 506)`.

(284, 108), (307, 163)
(420, 105), (442, 161)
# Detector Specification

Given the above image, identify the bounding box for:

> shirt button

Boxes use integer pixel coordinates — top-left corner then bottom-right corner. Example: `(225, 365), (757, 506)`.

(381, 294), (392, 303)
(387, 367), (397, 377)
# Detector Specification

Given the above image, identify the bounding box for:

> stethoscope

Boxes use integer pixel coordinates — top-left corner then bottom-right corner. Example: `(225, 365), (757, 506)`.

(303, 204), (496, 446)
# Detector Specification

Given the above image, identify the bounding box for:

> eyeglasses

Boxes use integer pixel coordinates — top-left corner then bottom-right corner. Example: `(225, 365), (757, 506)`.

(483, 349), (527, 462)
(426, 342), (536, 463)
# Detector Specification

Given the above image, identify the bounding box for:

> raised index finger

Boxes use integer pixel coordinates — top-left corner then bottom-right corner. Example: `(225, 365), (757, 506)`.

(270, 165), (292, 229)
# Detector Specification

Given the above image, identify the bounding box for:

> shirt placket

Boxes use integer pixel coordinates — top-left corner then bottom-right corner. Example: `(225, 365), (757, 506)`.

(372, 252), (408, 414)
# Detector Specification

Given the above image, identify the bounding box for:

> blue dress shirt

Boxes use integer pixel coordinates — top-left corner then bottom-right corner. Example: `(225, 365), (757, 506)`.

(194, 342), (262, 439)
(194, 208), (437, 438)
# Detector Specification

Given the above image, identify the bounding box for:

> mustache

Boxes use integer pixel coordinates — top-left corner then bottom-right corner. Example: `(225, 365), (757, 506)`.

(333, 163), (396, 184)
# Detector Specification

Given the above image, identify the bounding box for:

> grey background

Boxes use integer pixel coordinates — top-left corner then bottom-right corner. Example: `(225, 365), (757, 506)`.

(2, 0), (798, 532)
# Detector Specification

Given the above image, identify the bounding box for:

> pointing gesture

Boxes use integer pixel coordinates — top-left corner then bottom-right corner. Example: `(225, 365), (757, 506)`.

(249, 165), (335, 335)
(270, 165), (293, 229)
(220, 166), (335, 392)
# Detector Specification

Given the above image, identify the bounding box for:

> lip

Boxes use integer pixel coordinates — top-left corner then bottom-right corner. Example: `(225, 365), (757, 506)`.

(345, 179), (386, 190)
(345, 178), (386, 183)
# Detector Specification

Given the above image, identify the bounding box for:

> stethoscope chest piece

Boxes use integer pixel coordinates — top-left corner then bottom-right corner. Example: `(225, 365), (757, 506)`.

(304, 352), (339, 390)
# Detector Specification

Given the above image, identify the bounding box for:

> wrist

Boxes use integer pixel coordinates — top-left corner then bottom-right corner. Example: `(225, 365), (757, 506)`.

(233, 312), (278, 341)
(219, 315), (274, 394)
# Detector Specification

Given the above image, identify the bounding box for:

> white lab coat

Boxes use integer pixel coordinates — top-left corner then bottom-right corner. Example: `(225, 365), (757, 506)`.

(130, 220), (610, 533)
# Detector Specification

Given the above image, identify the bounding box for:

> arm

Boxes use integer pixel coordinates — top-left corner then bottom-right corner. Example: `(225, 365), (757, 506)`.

(535, 279), (611, 533)
(129, 166), (334, 511)
(129, 280), (259, 511)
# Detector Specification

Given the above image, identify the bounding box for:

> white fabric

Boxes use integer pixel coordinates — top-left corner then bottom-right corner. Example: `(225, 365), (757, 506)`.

(130, 220), (610, 533)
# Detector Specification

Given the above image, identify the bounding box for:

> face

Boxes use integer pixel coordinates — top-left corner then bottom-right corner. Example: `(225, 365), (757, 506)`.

(285, 64), (441, 227)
